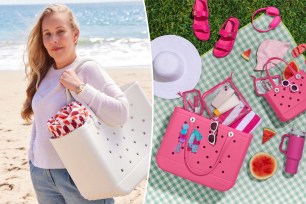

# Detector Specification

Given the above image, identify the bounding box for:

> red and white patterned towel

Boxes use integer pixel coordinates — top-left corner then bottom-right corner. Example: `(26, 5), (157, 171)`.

(47, 101), (91, 138)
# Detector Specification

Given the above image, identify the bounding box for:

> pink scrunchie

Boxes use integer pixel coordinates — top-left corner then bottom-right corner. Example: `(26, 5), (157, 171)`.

(47, 101), (91, 138)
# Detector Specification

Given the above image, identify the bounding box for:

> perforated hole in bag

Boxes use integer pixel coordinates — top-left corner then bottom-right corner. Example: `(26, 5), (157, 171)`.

(94, 83), (152, 180)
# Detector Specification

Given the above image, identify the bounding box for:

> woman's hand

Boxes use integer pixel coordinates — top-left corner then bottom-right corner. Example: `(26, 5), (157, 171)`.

(60, 70), (84, 93)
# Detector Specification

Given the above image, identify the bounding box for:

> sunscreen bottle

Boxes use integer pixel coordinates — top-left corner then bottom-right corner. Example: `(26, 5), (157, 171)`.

(214, 94), (240, 116)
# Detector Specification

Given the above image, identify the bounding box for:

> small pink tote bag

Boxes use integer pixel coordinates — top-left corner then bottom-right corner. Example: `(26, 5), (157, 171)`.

(263, 57), (306, 122)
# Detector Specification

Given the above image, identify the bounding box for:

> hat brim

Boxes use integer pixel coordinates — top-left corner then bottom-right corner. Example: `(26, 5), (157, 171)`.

(151, 35), (202, 99)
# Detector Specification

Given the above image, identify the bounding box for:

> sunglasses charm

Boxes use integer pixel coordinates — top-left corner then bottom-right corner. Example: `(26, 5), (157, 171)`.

(208, 121), (219, 145)
(174, 122), (189, 153)
(282, 80), (299, 92)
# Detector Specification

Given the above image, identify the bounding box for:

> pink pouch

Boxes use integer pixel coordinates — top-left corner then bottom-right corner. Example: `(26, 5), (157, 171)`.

(262, 57), (306, 122)
(179, 89), (204, 115)
(250, 74), (282, 96)
(156, 107), (252, 191)
(202, 73), (252, 126)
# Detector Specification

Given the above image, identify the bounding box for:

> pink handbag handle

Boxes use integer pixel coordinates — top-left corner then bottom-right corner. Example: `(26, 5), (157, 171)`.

(279, 134), (289, 154)
(264, 57), (298, 90)
(183, 124), (233, 176)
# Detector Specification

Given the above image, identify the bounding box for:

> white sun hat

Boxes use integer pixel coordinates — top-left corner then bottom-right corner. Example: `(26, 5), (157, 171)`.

(151, 35), (202, 99)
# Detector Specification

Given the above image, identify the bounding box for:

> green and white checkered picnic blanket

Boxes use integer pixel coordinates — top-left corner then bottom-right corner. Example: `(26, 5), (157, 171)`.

(145, 15), (306, 204)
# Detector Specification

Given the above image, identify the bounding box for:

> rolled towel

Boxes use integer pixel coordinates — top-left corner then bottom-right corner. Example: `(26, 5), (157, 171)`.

(47, 101), (91, 138)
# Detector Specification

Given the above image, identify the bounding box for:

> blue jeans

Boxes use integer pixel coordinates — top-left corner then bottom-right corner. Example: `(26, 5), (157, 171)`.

(29, 161), (114, 204)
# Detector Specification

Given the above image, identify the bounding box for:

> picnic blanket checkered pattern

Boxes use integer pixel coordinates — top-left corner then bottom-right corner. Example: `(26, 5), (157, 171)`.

(145, 15), (306, 204)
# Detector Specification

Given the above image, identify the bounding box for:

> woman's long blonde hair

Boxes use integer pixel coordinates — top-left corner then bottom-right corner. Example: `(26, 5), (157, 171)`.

(21, 4), (79, 122)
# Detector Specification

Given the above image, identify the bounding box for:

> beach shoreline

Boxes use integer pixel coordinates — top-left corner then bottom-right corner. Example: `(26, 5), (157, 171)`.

(0, 68), (152, 203)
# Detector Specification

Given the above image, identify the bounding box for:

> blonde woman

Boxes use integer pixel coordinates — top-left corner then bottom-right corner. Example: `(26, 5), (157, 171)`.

(21, 4), (128, 203)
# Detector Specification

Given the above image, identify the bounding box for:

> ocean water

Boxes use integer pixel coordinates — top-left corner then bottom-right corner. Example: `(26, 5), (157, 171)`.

(0, 2), (151, 70)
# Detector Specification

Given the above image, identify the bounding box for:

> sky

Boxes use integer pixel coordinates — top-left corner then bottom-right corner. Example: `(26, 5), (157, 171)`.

(0, 0), (141, 5)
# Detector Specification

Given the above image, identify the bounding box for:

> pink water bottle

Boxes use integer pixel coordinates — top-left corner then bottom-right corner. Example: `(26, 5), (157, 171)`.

(279, 128), (305, 174)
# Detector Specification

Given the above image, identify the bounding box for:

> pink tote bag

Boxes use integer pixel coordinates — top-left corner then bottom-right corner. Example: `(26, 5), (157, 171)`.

(263, 57), (306, 122)
(156, 107), (252, 191)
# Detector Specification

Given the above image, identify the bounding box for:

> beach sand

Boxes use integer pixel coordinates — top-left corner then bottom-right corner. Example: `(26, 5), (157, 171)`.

(0, 68), (152, 204)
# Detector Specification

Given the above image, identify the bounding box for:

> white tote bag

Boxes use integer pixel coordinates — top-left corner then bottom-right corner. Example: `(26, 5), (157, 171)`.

(50, 59), (152, 200)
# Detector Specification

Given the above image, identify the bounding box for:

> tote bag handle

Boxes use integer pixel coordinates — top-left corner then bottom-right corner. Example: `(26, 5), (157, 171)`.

(264, 57), (298, 90)
(64, 58), (105, 126)
(183, 121), (234, 176)
(65, 58), (94, 103)
(179, 88), (235, 175)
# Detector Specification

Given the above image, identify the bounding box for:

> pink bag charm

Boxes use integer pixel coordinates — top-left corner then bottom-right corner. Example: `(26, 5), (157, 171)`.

(261, 57), (306, 122)
(47, 101), (91, 138)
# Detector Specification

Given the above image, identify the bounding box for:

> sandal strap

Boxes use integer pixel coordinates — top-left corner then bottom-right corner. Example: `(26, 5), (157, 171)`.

(219, 29), (237, 39)
(193, 22), (209, 32)
(297, 44), (306, 52)
(215, 41), (231, 52)
(292, 43), (306, 57)
(192, 10), (208, 18)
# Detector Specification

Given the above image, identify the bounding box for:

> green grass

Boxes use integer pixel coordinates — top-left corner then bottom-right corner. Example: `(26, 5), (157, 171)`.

(144, 0), (306, 55)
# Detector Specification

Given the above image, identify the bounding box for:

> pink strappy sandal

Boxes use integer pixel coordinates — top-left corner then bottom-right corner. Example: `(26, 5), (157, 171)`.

(192, 0), (210, 41)
(292, 43), (306, 58)
(213, 17), (240, 58)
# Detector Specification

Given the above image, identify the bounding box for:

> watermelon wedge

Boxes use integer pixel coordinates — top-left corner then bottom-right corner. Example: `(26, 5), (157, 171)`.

(262, 128), (276, 144)
(250, 152), (277, 180)
(282, 60), (299, 80)
(241, 49), (251, 61)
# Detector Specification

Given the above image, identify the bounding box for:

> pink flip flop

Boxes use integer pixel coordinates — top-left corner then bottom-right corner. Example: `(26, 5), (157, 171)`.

(213, 17), (240, 58)
(192, 0), (210, 41)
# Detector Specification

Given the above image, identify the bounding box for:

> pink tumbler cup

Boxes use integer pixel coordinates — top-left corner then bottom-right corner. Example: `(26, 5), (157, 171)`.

(279, 130), (305, 174)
